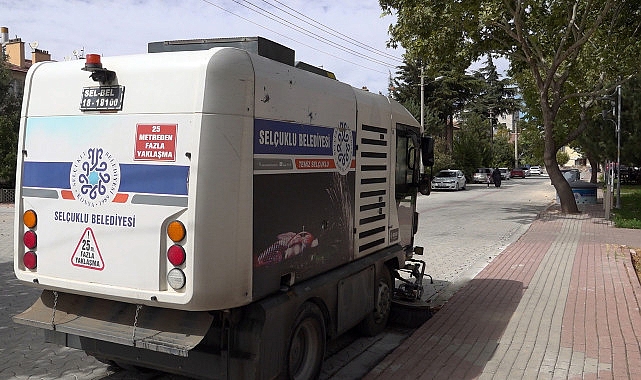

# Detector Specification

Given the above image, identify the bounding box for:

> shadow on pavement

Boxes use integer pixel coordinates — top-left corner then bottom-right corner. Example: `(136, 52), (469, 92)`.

(371, 278), (524, 379)
(499, 204), (552, 225)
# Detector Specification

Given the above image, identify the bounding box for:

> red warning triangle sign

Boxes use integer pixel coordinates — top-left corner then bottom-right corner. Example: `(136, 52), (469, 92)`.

(71, 227), (105, 270)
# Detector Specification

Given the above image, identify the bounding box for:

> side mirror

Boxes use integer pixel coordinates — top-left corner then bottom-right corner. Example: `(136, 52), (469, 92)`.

(421, 136), (435, 168)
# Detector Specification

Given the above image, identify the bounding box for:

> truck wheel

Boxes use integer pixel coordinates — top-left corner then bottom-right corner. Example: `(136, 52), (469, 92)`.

(287, 303), (326, 380)
(357, 266), (392, 336)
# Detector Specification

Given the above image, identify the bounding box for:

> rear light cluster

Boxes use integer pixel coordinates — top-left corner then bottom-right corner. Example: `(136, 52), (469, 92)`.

(22, 210), (38, 270)
(166, 221), (186, 290)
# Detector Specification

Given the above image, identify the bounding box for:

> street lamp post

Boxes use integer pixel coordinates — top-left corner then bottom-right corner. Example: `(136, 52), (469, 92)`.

(513, 112), (519, 169)
(419, 69), (443, 132)
(601, 85), (622, 209)
(420, 67), (425, 130)
(616, 85), (621, 208)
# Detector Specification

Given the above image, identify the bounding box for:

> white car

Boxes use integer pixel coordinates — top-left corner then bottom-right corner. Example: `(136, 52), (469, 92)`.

(432, 169), (467, 191)
(529, 166), (542, 175)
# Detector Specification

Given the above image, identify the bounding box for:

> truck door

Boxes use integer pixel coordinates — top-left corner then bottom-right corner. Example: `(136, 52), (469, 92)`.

(395, 124), (421, 250)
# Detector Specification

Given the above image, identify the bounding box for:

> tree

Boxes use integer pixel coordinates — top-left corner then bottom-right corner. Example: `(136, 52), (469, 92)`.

(557, 150), (571, 167)
(380, 0), (641, 213)
(468, 56), (518, 124)
(0, 56), (21, 186)
(453, 112), (490, 178)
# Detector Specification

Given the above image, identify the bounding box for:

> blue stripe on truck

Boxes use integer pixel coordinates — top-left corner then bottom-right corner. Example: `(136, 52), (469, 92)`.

(22, 161), (189, 196)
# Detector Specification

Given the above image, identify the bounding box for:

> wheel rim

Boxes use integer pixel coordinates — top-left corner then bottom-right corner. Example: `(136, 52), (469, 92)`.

(289, 316), (323, 379)
(373, 279), (391, 324)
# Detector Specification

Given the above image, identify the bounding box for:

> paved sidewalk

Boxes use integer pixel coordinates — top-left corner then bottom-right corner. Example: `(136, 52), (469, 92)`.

(366, 204), (641, 379)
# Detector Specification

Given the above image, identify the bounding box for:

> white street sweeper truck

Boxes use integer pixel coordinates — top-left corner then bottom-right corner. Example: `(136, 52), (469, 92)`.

(13, 37), (434, 379)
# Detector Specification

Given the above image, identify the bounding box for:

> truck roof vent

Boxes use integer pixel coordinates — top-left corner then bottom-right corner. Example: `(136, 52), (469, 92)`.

(147, 36), (295, 66)
(295, 61), (337, 80)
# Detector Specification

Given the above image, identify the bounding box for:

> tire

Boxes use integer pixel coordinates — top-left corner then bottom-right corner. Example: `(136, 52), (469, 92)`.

(455, 183), (460, 191)
(357, 265), (392, 336)
(287, 303), (326, 380)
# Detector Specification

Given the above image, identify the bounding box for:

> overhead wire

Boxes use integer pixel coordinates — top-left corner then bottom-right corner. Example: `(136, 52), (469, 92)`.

(259, 0), (403, 65)
(227, 0), (398, 68)
(199, 0), (402, 74)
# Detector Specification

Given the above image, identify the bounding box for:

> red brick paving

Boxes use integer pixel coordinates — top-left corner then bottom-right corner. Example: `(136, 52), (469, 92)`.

(366, 205), (641, 379)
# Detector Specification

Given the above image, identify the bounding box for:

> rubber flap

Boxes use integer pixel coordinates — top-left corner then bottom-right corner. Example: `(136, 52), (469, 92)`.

(13, 291), (213, 357)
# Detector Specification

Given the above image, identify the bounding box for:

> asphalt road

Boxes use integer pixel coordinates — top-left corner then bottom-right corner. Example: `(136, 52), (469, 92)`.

(414, 174), (557, 307)
(0, 175), (556, 379)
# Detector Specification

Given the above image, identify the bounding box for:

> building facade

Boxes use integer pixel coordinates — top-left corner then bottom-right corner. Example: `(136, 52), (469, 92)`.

(2, 26), (51, 97)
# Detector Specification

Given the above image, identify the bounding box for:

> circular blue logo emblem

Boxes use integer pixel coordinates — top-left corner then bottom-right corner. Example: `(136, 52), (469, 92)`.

(70, 148), (120, 207)
(332, 125), (353, 175)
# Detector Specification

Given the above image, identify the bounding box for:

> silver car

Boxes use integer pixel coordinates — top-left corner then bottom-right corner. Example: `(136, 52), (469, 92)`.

(431, 169), (467, 191)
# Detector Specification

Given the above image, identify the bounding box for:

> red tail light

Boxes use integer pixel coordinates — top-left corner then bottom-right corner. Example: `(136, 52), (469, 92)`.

(23, 230), (37, 249)
(23, 251), (37, 269)
(167, 244), (186, 266)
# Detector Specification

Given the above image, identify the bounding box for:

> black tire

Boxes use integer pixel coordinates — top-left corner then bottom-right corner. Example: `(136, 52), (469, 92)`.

(287, 303), (326, 380)
(357, 265), (392, 336)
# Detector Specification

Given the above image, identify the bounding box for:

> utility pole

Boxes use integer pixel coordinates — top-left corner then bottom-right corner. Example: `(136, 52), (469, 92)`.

(600, 85), (622, 209)
(420, 67), (425, 130)
(616, 84), (621, 209)
(513, 111), (519, 169)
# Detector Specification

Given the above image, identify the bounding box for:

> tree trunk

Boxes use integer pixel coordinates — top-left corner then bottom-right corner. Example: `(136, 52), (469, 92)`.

(546, 162), (580, 213)
(587, 155), (599, 184)
(445, 115), (453, 154)
(543, 113), (579, 214)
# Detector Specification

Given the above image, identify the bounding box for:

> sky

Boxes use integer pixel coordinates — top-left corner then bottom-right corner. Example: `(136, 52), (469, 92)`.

(3, 0), (406, 94)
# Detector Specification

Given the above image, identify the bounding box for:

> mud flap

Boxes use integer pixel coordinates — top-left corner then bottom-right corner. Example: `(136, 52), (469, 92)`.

(13, 291), (213, 357)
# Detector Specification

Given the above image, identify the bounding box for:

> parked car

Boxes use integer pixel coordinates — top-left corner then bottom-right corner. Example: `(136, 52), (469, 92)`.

(473, 168), (493, 183)
(432, 169), (467, 190)
(499, 167), (511, 180)
(472, 168), (494, 183)
(510, 167), (526, 178)
(529, 165), (542, 175)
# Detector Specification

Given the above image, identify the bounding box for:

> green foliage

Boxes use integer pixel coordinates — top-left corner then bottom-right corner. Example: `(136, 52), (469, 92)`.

(620, 76), (641, 166)
(391, 54), (520, 176)
(452, 128), (482, 178)
(514, 116), (544, 166)
(0, 57), (21, 187)
(452, 112), (492, 177)
(556, 150), (570, 167)
(431, 137), (456, 173)
(612, 186), (641, 229)
(381, 0), (641, 213)
(492, 138), (515, 168)
(468, 56), (518, 120)
(391, 58), (486, 138)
